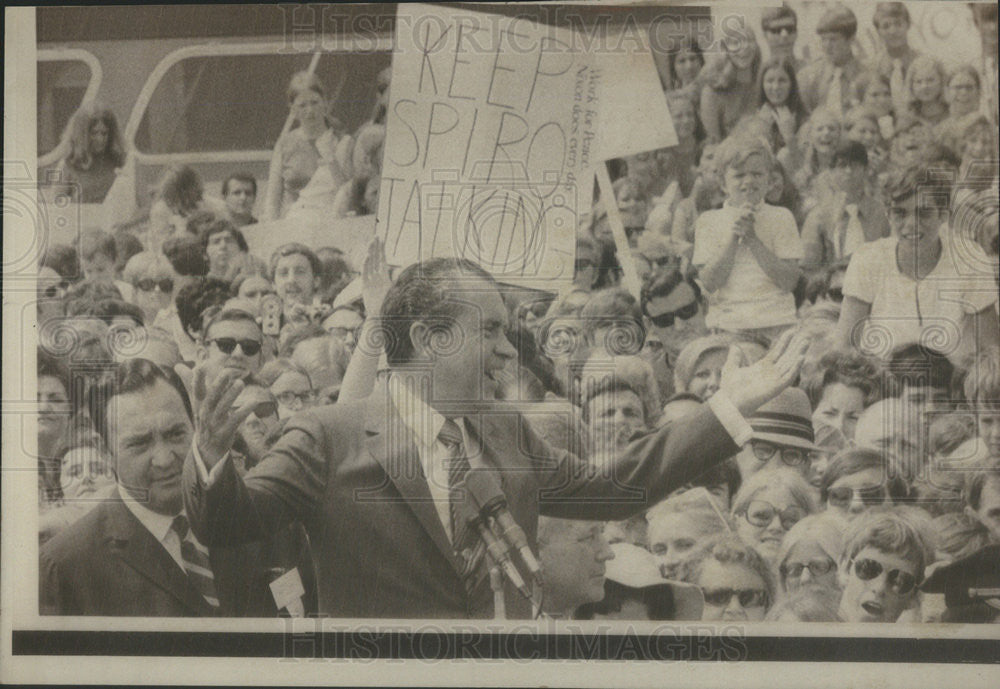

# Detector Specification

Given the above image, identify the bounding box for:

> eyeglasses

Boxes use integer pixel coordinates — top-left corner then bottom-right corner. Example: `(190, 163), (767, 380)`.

(327, 326), (361, 340)
(828, 484), (887, 508)
(750, 440), (814, 467)
(701, 587), (769, 608)
(208, 337), (262, 356)
(136, 278), (174, 293)
(780, 559), (836, 579)
(235, 402), (278, 420)
(244, 289), (276, 300)
(851, 558), (918, 595)
(764, 25), (796, 36)
(743, 500), (806, 530)
(275, 390), (315, 407)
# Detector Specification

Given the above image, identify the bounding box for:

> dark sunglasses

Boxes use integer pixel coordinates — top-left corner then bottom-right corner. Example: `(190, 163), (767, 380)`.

(648, 299), (699, 328)
(40, 280), (72, 299)
(780, 559), (836, 579)
(234, 401), (278, 419)
(701, 587), (769, 608)
(851, 558), (918, 595)
(208, 337), (262, 356)
(826, 287), (844, 303)
(743, 500), (806, 530)
(828, 484), (887, 508)
(750, 440), (811, 467)
(136, 278), (174, 293)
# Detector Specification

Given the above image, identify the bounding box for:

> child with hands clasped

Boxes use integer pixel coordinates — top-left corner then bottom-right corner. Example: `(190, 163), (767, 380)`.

(693, 136), (803, 340)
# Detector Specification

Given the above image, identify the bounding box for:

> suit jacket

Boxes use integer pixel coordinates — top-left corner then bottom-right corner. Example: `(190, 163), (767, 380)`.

(183, 388), (739, 619)
(39, 492), (305, 617)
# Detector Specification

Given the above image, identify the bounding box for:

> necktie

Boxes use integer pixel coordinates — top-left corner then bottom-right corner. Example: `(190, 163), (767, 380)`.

(172, 514), (220, 610)
(439, 418), (471, 545)
(842, 203), (865, 258)
(827, 67), (844, 116)
(890, 58), (906, 114)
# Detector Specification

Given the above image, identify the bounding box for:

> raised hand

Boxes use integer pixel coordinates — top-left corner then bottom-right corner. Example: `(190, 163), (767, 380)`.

(192, 363), (258, 469)
(719, 328), (809, 416)
(362, 236), (391, 317)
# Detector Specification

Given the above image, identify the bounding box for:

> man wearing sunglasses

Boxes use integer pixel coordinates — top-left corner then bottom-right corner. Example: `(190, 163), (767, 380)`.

(197, 308), (264, 381)
(837, 507), (935, 623)
(760, 4), (799, 71)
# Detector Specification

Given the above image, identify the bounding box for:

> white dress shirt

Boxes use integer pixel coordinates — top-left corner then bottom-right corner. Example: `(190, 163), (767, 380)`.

(118, 485), (207, 573)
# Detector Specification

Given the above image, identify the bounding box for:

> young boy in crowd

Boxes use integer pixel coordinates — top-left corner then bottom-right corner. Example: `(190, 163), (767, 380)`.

(79, 228), (133, 302)
(870, 2), (921, 113)
(838, 507), (936, 623)
(964, 353), (1000, 463)
(801, 141), (890, 273)
(760, 4), (799, 70)
(693, 136), (802, 340)
(797, 5), (862, 116)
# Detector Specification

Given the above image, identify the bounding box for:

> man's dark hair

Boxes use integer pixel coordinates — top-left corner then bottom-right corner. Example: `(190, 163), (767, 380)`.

(114, 231), (144, 274)
(380, 257), (497, 366)
(80, 228), (118, 263)
(887, 344), (957, 397)
(202, 307), (261, 343)
(41, 244), (81, 282)
(762, 3), (797, 31)
(222, 173), (258, 197)
(38, 347), (71, 394)
(87, 358), (193, 446)
(873, 2), (910, 27)
(163, 235), (209, 277)
(64, 279), (124, 311)
(199, 218), (249, 253)
(881, 163), (954, 209)
(687, 457), (742, 499)
(68, 298), (145, 328)
(176, 277), (233, 338)
(270, 242), (323, 280)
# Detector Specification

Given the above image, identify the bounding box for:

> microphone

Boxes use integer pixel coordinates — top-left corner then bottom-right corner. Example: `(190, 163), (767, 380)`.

(452, 478), (531, 601)
(469, 512), (531, 600)
(465, 472), (544, 585)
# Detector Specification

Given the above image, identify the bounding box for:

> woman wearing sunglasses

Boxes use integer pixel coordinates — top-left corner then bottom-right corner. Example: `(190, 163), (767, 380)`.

(837, 506), (936, 623)
(821, 448), (908, 519)
(679, 534), (775, 622)
(775, 512), (846, 597)
(122, 251), (179, 325)
(731, 467), (817, 565)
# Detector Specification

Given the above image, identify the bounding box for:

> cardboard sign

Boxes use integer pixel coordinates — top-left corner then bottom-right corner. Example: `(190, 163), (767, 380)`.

(378, 4), (593, 289)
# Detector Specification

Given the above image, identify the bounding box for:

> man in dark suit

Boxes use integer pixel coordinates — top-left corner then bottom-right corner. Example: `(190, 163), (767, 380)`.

(185, 257), (807, 619)
(40, 359), (311, 616)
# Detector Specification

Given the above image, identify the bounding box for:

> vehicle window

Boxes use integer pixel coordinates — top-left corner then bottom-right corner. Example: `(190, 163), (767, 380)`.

(134, 50), (392, 155)
(37, 59), (94, 158)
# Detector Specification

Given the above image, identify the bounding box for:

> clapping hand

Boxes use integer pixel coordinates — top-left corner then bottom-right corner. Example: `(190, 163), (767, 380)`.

(719, 328), (809, 416)
(192, 363), (258, 469)
(732, 210), (757, 244)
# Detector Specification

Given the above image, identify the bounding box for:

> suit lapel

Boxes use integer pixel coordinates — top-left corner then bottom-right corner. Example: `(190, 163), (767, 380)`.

(363, 392), (466, 579)
(104, 496), (214, 616)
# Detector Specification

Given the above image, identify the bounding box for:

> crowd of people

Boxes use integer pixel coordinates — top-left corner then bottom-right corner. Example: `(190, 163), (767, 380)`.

(34, 2), (999, 624)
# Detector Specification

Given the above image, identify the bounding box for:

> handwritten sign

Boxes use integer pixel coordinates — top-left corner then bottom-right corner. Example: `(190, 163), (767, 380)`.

(378, 4), (592, 289)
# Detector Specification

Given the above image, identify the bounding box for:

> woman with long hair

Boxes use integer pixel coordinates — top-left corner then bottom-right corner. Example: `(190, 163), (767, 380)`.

(756, 57), (807, 163)
(55, 103), (126, 203)
(263, 71), (352, 220)
(698, 25), (762, 143)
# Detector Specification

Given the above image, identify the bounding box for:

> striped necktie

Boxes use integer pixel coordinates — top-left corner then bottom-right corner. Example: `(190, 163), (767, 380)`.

(172, 514), (220, 610)
(439, 418), (472, 545)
